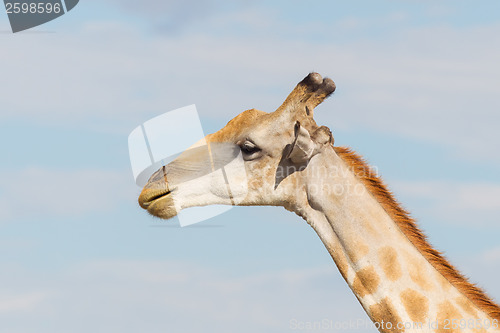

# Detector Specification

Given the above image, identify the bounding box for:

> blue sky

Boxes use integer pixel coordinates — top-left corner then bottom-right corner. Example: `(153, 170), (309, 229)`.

(1, 1), (500, 332)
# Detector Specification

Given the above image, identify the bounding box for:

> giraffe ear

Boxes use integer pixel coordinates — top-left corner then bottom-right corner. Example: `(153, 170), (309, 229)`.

(286, 122), (315, 164)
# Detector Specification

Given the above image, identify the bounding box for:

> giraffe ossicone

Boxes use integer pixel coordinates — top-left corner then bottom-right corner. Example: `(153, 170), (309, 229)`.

(138, 73), (500, 333)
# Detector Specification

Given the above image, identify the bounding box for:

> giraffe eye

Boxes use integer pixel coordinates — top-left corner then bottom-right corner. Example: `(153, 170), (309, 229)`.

(240, 140), (261, 155)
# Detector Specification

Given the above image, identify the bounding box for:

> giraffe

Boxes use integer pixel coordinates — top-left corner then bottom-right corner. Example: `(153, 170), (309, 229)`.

(138, 73), (500, 333)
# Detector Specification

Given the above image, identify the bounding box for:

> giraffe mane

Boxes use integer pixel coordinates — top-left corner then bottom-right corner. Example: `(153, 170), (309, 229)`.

(334, 146), (500, 321)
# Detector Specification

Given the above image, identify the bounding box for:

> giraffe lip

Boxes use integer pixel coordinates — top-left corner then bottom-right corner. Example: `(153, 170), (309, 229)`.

(148, 191), (171, 203)
(139, 189), (172, 209)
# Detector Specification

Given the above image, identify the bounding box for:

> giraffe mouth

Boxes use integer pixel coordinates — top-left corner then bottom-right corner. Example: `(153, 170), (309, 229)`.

(138, 189), (172, 209)
(143, 189), (178, 220)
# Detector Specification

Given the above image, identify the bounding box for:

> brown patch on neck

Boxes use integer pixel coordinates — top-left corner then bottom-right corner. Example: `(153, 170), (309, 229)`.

(352, 266), (380, 297)
(369, 298), (405, 333)
(400, 289), (429, 323)
(334, 146), (500, 322)
(379, 247), (402, 281)
(436, 301), (462, 333)
(409, 265), (434, 291)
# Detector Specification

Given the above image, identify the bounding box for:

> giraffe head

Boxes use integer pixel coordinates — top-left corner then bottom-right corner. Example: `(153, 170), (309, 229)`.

(138, 73), (336, 219)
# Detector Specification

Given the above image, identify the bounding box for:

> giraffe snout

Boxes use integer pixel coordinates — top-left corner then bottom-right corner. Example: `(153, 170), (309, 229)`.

(138, 166), (171, 209)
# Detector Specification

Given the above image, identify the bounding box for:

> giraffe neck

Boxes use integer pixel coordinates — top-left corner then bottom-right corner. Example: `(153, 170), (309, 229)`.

(297, 147), (499, 333)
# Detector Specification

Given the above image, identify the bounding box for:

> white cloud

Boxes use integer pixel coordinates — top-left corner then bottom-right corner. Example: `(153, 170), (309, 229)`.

(97, 0), (246, 34)
(0, 167), (133, 221)
(453, 247), (500, 303)
(480, 246), (500, 264)
(2, 257), (496, 333)
(1, 255), (498, 333)
(0, 291), (50, 314)
(392, 180), (500, 226)
(2, 14), (500, 164)
(0, 260), (375, 333)
(425, 4), (457, 18)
